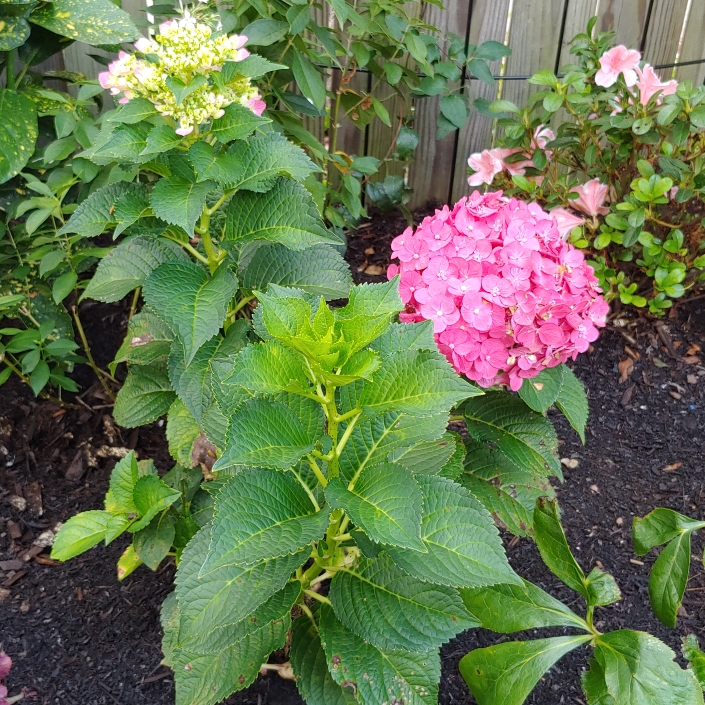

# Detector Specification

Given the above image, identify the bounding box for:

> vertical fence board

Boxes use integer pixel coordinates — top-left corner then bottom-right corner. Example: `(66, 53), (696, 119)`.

(407, 1), (473, 207)
(641, 0), (689, 77)
(595, 0), (650, 48)
(450, 0), (511, 203)
(675, 2), (705, 85)
(557, 0), (598, 68)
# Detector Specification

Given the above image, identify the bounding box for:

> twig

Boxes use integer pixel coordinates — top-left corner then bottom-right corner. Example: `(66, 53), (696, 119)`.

(128, 287), (141, 320)
(653, 320), (679, 360)
(72, 305), (116, 401)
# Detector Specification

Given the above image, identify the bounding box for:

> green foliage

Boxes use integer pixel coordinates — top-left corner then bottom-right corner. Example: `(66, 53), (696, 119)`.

(459, 498), (704, 705)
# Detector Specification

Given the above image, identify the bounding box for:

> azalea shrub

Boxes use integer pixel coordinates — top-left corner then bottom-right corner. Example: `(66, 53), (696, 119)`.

(467, 16), (705, 315)
(459, 498), (705, 705)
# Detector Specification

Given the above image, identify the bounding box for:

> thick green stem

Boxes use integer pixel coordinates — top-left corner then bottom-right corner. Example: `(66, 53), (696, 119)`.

(304, 590), (331, 606)
(307, 454), (328, 488)
(6, 49), (17, 90)
(198, 209), (219, 274)
(227, 294), (255, 319)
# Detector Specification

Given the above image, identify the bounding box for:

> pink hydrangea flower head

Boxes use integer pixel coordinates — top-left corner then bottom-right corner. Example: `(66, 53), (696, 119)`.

(387, 191), (607, 388)
(635, 64), (678, 106)
(570, 179), (610, 217)
(467, 150), (503, 186)
(595, 45), (641, 88)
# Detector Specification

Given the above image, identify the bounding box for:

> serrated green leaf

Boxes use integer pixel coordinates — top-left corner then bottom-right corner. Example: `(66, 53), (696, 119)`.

(201, 468), (329, 572)
(107, 98), (158, 125)
(83, 236), (189, 303)
(29, 0), (140, 43)
(290, 610), (356, 705)
(460, 579), (589, 633)
(59, 182), (138, 237)
(226, 132), (318, 192)
(369, 321), (436, 356)
(360, 349), (479, 417)
(325, 462), (424, 551)
(130, 474), (180, 532)
(113, 184), (151, 238)
(0, 89), (37, 185)
(210, 100), (270, 142)
(107, 450), (141, 514)
(150, 176), (216, 235)
(518, 366), (564, 413)
(583, 630), (704, 705)
(463, 392), (561, 477)
(224, 178), (338, 250)
(51, 510), (111, 561)
(555, 366), (588, 442)
(319, 603), (440, 705)
(683, 635), (705, 690)
(384, 475), (519, 588)
(633, 508), (705, 554)
(649, 532), (690, 628)
(439, 432), (466, 480)
(104, 513), (132, 544)
(460, 635), (592, 705)
(239, 243), (352, 300)
(390, 432), (457, 474)
(213, 397), (322, 472)
(330, 553), (477, 651)
(166, 399), (200, 467)
(91, 123), (151, 164)
(113, 364), (177, 428)
(112, 309), (174, 373)
(339, 277), (403, 318)
(143, 261), (238, 365)
(134, 511), (175, 570)
(175, 525), (309, 636)
(141, 124), (183, 155)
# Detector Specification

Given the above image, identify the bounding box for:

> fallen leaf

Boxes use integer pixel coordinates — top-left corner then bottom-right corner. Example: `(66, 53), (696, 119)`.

(618, 358), (634, 383)
(684, 356), (701, 365)
(363, 264), (384, 275)
(364, 247), (375, 255)
(624, 346), (640, 360)
(652, 356), (669, 368)
(663, 462), (682, 472)
(686, 343), (701, 356)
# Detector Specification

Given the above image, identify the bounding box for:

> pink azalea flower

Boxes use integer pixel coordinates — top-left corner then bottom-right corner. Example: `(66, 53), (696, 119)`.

(467, 150), (503, 186)
(595, 45), (641, 88)
(570, 179), (610, 217)
(550, 207), (585, 239)
(635, 64), (677, 106)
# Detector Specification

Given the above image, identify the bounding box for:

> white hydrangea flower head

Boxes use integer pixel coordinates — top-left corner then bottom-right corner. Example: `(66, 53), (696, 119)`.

(99, 14), (265, 136)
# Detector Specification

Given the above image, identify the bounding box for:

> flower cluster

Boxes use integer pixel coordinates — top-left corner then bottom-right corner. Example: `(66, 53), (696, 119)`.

(387, 192), (608, 390)
(99, 15), (265, 135)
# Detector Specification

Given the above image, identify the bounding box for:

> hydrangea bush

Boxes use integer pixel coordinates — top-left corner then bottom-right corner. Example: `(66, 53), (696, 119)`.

(467, 17), (705, 314)
(387, 191), (607, 390)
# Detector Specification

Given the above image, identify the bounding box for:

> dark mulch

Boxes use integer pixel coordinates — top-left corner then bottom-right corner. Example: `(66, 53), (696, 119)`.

(1, 206), (705, 705)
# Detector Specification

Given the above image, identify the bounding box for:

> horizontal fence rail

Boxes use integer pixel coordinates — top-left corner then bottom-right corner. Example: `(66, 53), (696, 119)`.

(60, 0), (705, 209)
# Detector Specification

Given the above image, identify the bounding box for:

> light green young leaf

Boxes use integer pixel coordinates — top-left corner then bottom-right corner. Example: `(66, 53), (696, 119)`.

(201, 468), (329, 572)
(51, 510), (111, 561)
(586, 567), (621, 608)
(582, 630), (704, 705)
(460, 579), (589, 633)
(384, 475), (520, 588)
(82, 236), (189, 303)
(113, 364), (177, 428)
(107, 450), (141, 514)
(326, 462), (424, 551)
(517, 366), (564, 413)
(143, 261), (238, 365)
(319, 604), (440, 705)
(133, 511), (176, 570)
(111, 308), (174, 373)
(224, 179), (340, 250)
(648, 532), (691, 628)
(213, 397), (322, 472)
(555, 366), (589, 442)
(633, 508), (705, 554)
(463, 392), (561, 477)
(150, 176), (216, 235)
(105, 514), (132, 544)
(330, 553), (477, 652)
(239, 243), (352, 300)
(130, 474), (181, 532)
(338, 277), (403, 318)
(460, 636), (592, 705)
(166, 399), (200, 467)
(682, 635), (705, 691)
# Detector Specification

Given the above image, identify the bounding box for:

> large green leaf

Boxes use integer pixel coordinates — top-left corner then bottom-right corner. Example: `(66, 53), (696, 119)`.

(582, 630), (704, 705)
(213, 397), (323, 472)
(0, 8), (31, 52)
(633, 508), (705, 554)
(555, 366), (589, 442)
(460, 636), (592, 705)
(134, 512), (175, 570)
(240, 243), (352, 300)
(648, 532), (691, 628)
(175, 526), (309, 636)
(226, 131), (318, 192)
(143, 261), (238, 365)
(113, 364), (177, 428)
(369, 321), (436, 356)
(51, 510), (111, 561)
(518, 366), (564, 413)
(112, 308), (174, 373)
(359, 349), (479, 417)
(330, 553), (477, 651)
(59, 182), (139, 238)
(460, 579), (589, 633)
(91, 123), (152, 165)
(290, 611), (356, 705)
(224, 178), (338, 250)
(463, 392), (561, 477)
(384, 475), (520, 588)
(210, 101), (270, 143)
(83, 236), (189, 303)
(326, 462), (424, 551)
(30, 0), (140, 43)
(150, 176), (216, 235)
(0, 89), (38, 184)
(319, 604), (440, 705)
(201, 468), (329, 573)
(390, 432), (457, 475)
(166, 399), (200, 467)
(130, 474), (181, 531)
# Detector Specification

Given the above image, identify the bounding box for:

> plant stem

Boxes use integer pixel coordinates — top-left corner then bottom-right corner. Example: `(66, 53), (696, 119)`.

(6, 49), (17, 90)
(227, 294), (255, 319)
(307, 454), (328, 488)
(335, 412), (360, 456)
(128, 287), (141, 320)
(309, 570), (335, 587)
(304, 590), (332, 606)
(72, 306), (116, 401)
(198, 209), (219, 274)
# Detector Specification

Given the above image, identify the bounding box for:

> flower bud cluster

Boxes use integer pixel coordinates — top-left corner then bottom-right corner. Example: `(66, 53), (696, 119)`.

(387, 192), (608, 390)
(99, 16), (265, 136)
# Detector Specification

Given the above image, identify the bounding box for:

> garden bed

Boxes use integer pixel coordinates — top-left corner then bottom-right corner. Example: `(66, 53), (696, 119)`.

(1, 207), (705, 705)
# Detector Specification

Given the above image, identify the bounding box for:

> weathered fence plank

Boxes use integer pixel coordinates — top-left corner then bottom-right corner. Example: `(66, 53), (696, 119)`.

(641, 0), (690, 80)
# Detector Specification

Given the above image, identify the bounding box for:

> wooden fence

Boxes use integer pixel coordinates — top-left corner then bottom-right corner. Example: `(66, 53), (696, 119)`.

(61, 0), (705, 209)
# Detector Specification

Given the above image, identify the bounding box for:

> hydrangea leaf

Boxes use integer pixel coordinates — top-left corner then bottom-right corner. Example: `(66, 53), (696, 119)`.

(58, 182), (140, 237)
(330, 553), (477, 651)
(201, 468), (330, 572)
(239, 243), (352, 300)
(166, 399), (201, 467)
(0, 89), (37, 184)
(113, 184), (151, 237)
(586, 566), (621, 608)
(144, 261), (238, 366)
(51, 510), (111, 561)
(390, 432), (457, 475)
(113, 364), (177, 428)
(325, 462), (424, 551)
(130, 474), (181, 532)
(368, 321), (436, 356)
(210, 101), (270, 143)
(224, 178), (339, 250)
(133, 511), (176, 570)
(91, 123), (152, 164)
(150, 176), (216, 235)
(141, 124), (184, 156)
(107, 450), (142, 514)
(517, 365), (564, 413)
(632, 508), (705, 554)
(82, 236), (189, 303)
(111, 308), (174, 373)
(337, 277), (403, 318)
(648, 532), (691, 628)
(460, 636), (591, 705)
(319, 604), (440, 705)
(554, 366), (589, 442)
(683, 635), (705, 691)
(384, 475), (520, 588)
